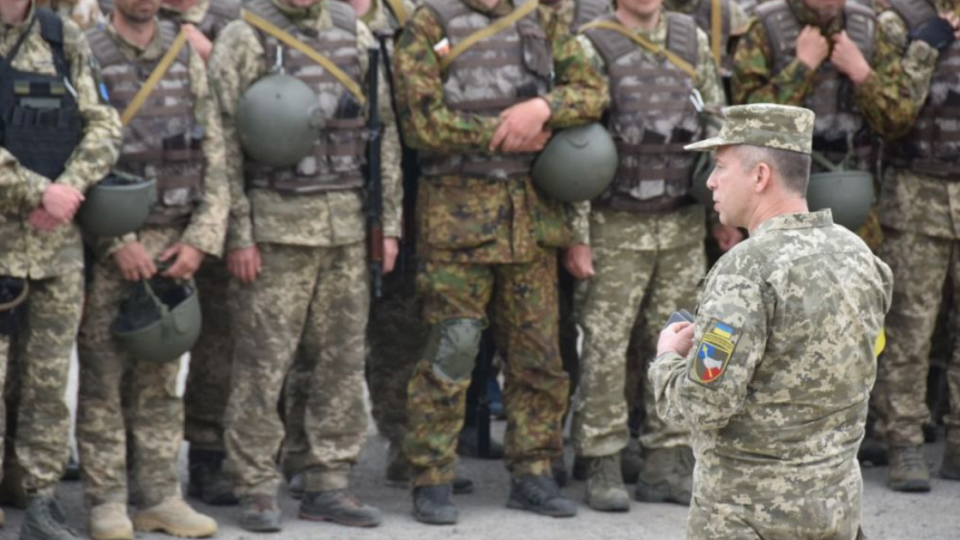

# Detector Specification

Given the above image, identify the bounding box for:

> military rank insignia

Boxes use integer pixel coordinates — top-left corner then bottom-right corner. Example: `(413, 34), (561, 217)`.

(690, 321), (740, 387)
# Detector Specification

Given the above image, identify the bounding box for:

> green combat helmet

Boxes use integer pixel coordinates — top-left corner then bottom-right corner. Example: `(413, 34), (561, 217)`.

(112, 276), (201, 363)
(77, 172), (157, 237)
(0, 277), (28, 337)
(806, 152), (875, 231)
(236, 73), (324, 167)
(532, 123), (618, 203)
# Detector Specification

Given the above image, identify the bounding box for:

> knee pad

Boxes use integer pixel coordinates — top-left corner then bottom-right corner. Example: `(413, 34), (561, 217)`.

(426, 318), (482, 382)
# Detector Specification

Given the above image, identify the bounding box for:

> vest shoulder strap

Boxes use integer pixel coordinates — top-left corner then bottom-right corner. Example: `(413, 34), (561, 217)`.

(326, 0), (358, 35)
(158, 19), (192, 65)
(666, 11), (699, 68)
(756, 0), (798, 73)
(37, 8), (69, 76)
(889, 0), (938, 30)
(844, 1), (877, 62)
(582, 14), (636, 66)
(84, 24), (126, 68)
(422, 0), (473, 35)
(573, 0), (612, 33)
(206, 0), (242, 21)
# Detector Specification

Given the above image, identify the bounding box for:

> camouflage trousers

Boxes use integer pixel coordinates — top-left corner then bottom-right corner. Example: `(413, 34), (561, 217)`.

(877, 227), (960, 446)
(573, 234), (704, 456)
(687, 468), (863, 540)
(0, 270), (82, 496)
(76, 228), (186, 507)
(404, 248), (569, 487)
(183, 259), (234, 453)
(224, 242), (369, 496)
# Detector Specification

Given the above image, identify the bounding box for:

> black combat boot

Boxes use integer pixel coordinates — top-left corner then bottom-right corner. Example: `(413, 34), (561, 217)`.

(507, 475), (577, 518)
(20, 497), (78, 540)
(412, 484), (458, 525)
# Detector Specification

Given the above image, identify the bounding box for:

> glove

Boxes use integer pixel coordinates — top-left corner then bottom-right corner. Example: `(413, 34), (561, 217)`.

(911, 17), (957, 50)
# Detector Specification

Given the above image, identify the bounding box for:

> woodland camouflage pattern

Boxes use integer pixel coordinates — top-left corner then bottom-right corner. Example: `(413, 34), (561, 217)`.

(651, 211), (892, 539)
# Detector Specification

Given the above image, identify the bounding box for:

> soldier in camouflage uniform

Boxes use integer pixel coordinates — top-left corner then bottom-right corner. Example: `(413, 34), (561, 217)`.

(565, 0), (742, 512)
(393, 0), (607, 524)
(209, 0), (402, 531)
(0, 0), (121, 538)
(872, 0), (960, 492)
(653, 104), (892, 540)
(75, 0), (228, 537)
(664, 0), (752, 77)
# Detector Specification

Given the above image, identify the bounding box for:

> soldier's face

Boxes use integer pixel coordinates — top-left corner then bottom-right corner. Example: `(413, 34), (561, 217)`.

(115, 0), (161, 23)
(708, 146), (755, 227)
(618, 0), (664, 19)
(803, 0), (844, 22)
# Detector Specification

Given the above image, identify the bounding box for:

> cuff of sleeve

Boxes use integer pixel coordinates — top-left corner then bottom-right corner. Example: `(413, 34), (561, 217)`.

(853, 70), (880, 99)
(182, 231), (223, 258)
(56, 171), (96, 193)
(23, 171), (51, 210)
(383, 223), (402, 238)
(103, 234), (137, 258)
(226, 221), (255, 253)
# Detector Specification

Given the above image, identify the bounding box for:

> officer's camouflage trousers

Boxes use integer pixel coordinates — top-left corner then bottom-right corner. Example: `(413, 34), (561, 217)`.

(573, 235), (704, 456)
(877, 227), (960, 446)
(224, 242), (369, 496)
(404, 248), (569, 487)
(183, 259), (234, 453)
(76, 228), (185, 507)
(1, 270), (82, 496)
(687, 468), (863, 540)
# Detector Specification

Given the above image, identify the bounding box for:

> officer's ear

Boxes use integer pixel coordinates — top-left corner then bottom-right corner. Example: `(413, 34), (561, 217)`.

(752, 161), (774, 194)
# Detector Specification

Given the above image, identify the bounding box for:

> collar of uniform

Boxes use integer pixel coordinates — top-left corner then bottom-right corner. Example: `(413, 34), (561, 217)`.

(1, 0), (36, 41)
(786, 0), (845, 36)
(615, 7), (668, 43)
(160, 0), (210, 25)
(753, 209), (834, 236)
(663, 0), (701, 16)
(462, 0), (517, 18)
(106, 17), (167, 60)
(272, 0), (326, 22)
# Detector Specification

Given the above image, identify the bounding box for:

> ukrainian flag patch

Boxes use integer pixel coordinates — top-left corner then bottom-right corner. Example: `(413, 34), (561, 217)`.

(689, 320), (740, 388)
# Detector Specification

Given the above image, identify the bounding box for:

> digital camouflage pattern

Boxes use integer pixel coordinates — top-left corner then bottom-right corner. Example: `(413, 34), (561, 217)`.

(571, 11), (722, 456)
(685, 103), (814, 152)
(224, 243), (370, 495)
(161, 0), (240, 40)
(0, 1), (121, 280)
(76, 229), (193, 508)
(404, 251), (569, 486)
(875, 0), (960, 448)
(651, 210), (892, 540)
(209, 0), (402, 252)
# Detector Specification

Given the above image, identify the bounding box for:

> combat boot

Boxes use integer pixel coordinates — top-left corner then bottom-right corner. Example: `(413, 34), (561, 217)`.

(634, 446), (693, 505)
(412, 484), (458, 525)
(941, 443), (960, 480)
(888, 445), (931, 492)
(584, 456), (630, 512)
(0, 462), (29, 509)
(187, 449), (238, 506)
(385, 445), (475, 494)
(300, 490), (382, 527)
(132, 496), (218, 538)
(620, 438), (643, 484)
(20, 497), (77, 540)
(88, 503), (133, 540)
(238, 494), (282, 532)
(287, 473), (304, 500)
(507, 475), (577, 518)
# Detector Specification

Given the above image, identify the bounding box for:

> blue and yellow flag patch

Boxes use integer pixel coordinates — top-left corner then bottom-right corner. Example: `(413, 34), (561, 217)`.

(690, 320), (741, 387)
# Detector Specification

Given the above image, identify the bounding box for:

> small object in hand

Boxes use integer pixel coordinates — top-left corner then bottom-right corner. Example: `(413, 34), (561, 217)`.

(663, 309), (694, 331)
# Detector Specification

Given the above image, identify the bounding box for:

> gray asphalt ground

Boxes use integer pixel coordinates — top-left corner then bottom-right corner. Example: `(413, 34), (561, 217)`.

(2, 358), (958, 540)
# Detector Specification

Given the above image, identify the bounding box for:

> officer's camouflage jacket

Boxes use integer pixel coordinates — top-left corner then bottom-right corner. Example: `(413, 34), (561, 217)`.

(0, 1), (121, 279)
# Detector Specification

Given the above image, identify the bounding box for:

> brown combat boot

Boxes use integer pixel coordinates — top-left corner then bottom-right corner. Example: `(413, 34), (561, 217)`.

(88, 503), (133, 540)
(634, 446), (693, 505)
(888, 445), (931, 492)
(584, 456), (630, 512)
(133, 496), (218, 538)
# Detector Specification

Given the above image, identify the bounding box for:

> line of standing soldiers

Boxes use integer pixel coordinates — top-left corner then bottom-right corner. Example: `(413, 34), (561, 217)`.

(0, 0), (958, 538)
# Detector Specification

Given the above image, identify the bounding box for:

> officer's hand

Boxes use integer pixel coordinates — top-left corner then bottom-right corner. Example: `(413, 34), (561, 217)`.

(159, 243), (205, 280)
(42, 184), (84, 223)
(182, 24), (214, 63)
(383, 237), (399, 275)
(227, 245), (262, 284)
(113, 242), (158, 282)
(712, 224), (744, 253)
(796, 26), (830, 71)
(28, 208), (65, 231)
(489, 98), (553, 153)
(831, 31), (872, 85)
(563, 244), (595, 279)
(656, 321), (696, 358)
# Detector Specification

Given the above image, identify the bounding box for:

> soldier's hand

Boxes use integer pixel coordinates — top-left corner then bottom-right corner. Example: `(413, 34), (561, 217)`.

(227, 245), (262, 284)
(563, 244), (595, 280)
(383, 237), (399, 275)
(656, 321), (696, 358)
(712, 224), (744, 252)
(28, 208), (65, 231)
(42, 183), (84, 223)
(159, 243), (205, 280)
(831, 31), (872, 85)
(795, 26), (830, 71)
(182, 24), (213, 63)
(113, 242), (158, 282)
(489, 98), (552, 153)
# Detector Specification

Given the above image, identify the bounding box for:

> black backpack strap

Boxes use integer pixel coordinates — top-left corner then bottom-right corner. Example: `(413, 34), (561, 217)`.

(36, 8), (70, 77)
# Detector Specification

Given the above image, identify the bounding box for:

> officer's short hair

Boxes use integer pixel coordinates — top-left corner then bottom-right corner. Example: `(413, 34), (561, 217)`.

(737, 145), (811, 196)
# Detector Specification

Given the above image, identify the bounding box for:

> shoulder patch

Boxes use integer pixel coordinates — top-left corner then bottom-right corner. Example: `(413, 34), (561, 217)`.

(689, 320), (741, 387)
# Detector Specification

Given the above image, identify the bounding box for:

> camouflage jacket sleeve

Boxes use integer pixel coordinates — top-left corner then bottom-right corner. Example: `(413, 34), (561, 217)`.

(0, 149), (50, 213)
(181, 47), (229, 257)
(873, 10), (938, 135)
(207, 20), (263, 252)
(54, 19), (122, 193)
(650, 262), (770, 430)
(730, 0), (752, 36)
(731, 19), (816, 105)
(358, 20), (403, 238)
